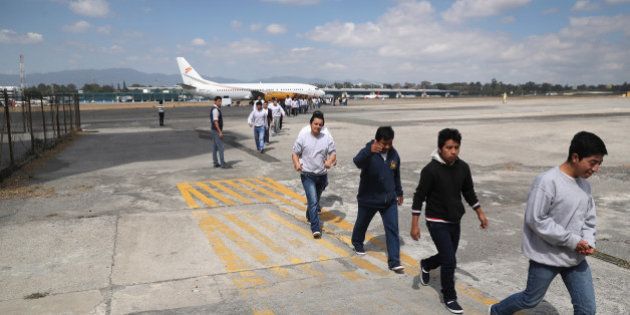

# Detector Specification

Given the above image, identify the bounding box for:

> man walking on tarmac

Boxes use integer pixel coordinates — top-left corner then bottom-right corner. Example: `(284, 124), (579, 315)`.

(351, 126), (404, 273)
(490, 131), (607, 315)
(410, 128), (489, 314)
(210, 96), (225, 168)
(292, 111), (336, 239)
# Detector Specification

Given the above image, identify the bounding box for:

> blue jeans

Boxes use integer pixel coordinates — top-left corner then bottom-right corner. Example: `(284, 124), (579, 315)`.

(253, 126), (265, 151)
(491, 259), (595, 315)
(300, 173), (327, 233)
(210, 129), (225, 166)
(351, 203), (401, 268)
(424, 221), (461, 301)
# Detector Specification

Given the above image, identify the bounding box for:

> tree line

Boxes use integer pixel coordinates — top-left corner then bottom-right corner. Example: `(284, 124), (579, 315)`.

(16, 79), (630, 98)
(319, 79), (629, 96)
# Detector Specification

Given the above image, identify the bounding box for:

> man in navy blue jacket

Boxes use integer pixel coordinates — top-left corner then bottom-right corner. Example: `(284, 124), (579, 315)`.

(351, 126), (404, 273)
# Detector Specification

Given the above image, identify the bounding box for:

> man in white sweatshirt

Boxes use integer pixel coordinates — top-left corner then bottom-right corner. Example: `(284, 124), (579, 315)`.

(247, 101), (268, 153)
(268, 97), (285, 136)
(490, 131), (607, 315)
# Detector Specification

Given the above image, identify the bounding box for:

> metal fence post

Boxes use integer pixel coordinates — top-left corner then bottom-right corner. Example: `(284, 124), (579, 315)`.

(62, 96), (68, 135)
(26, 95), (35, 152)
(40, 96), (47, 149)
(75, 94), (81, 131)
(55, 96), (61, 140)
(3, 90), (14, 166)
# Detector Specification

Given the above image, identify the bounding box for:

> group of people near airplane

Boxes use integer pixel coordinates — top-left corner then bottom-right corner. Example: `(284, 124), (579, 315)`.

(211, 98), (606, 314)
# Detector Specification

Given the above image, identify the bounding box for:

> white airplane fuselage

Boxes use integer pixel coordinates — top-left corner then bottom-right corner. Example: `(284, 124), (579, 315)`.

(177, 57), (324, 100)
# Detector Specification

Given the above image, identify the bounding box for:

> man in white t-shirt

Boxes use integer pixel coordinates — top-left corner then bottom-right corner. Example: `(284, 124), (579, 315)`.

(268, 97), (285, 136)
(292, 111), (336, 239)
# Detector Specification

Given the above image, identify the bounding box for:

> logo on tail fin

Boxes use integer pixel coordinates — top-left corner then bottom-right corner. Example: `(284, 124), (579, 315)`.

(184, 67), (192, 74)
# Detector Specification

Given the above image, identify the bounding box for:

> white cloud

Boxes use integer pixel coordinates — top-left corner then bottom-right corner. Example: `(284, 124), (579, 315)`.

(261, 0), (319, 5)
(266, 24), (287, 35)
(0, 29), (44, 44)
(323, 62), (347, 70)
(231, 20), (242, 29)
(227, 39), (272, 54)
(191, 38), (207, 46)
(96, 25), (111, 34)
(104, 44), (123, 54)
(250, 23), (263, 31)
(604, 0), (630, 4)
(291, 47), (314, 53)
(63, 20), (91, 33)
(442, 0), (531, 23)
(572, 0), (598, 12)
(69, 0), (110, 17)
(306, 1), (630, 84)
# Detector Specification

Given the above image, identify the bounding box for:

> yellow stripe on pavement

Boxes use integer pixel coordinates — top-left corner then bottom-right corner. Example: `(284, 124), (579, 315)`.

(238, 179), (305, 210)
(196, 181), (236, 206)
(177, 183), (218, 208)
(350, 256), (389, 276)
(232, 270), (267, 289)
(341, 270), (366, 281)
(223, 180), (270, 203)
(194, 211), (248, 272)
(210, 180), (253, 204)
(258, 177), (307, 202)
(223, 212), (302, 263)
(252, 309), (275, 315)
(203, 213), (270, 265)
(266, 211), (349, 258)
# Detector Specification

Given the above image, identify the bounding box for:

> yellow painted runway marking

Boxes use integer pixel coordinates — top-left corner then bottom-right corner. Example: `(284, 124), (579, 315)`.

(259, 177), (306, 202)
(252, 309), (274, 315)
(223, 213), (302, 263)
(350, 256), (389, 276)
(296, 263), (323, 277)
(196, 181), (236, 206)
(193, 211), (248, 272)
(204, 213), (270, 265)
(177, 183), (218, 208)
(223, 179), (270, 203)
(266, 211), (349, 258)
(239, 179), (305, 210)
(209, 180), (253, 204)
(341, 270), (366, 281)
(232, 270), (267, 289)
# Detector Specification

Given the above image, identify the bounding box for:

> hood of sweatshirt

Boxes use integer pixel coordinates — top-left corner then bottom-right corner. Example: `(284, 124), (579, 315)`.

(431, 149), (446, 165)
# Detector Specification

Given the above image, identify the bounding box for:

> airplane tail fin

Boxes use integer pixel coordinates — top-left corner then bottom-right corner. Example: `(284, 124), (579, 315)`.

(176, 57), (215, 86)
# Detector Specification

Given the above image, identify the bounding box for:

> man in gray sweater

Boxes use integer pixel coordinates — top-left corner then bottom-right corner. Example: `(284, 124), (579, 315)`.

(490, 131), (607, 315)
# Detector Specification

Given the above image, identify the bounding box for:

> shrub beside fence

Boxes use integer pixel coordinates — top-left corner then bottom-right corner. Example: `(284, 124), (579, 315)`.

(1, 90), (81, 179)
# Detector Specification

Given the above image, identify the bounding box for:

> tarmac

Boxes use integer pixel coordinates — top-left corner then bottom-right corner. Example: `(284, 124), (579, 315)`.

(1, 96), (629, 314)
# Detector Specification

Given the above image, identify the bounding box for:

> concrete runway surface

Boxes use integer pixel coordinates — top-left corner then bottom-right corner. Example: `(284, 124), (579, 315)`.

(1, 96), (629, 314)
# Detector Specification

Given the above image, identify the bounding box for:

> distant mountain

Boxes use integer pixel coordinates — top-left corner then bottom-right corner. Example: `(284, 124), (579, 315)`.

(0, 68), (337, 87)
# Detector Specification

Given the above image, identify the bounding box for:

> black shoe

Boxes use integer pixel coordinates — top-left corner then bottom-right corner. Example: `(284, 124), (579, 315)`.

(353, 246), (366, 256)
(420, 260), (430, 286)
(213, 164), (221, 168)
(445, 300), (463, 314)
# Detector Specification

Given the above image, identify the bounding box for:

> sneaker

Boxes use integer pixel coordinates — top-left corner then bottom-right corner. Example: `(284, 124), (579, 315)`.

(390, 265), (405, 274)
(213, 164), (221, 168)
(420, 260), (430, 286)
(445, 300), (463, 314)
(354, 247), (366, 256)
(312, 231), (321, 239)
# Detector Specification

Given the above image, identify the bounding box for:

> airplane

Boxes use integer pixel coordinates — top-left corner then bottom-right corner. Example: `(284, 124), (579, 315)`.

(176, 57), (325, 101)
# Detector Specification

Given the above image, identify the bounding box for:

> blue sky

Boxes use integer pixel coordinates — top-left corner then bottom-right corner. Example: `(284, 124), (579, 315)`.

(1, 0), (629, 84)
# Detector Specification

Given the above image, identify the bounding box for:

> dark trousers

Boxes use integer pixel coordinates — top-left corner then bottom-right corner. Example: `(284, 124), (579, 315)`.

(351, 203), (401, 268)
(158, 112), (164, 126)
(264, 125), (270, 143)
(424, 221), (461, 301)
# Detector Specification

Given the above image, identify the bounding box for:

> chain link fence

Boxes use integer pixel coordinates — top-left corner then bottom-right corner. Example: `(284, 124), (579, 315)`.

(1, 90), (81, 179)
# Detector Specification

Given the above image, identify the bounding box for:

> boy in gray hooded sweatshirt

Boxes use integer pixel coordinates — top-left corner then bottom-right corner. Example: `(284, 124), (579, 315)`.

(490, 131), (607, 315)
